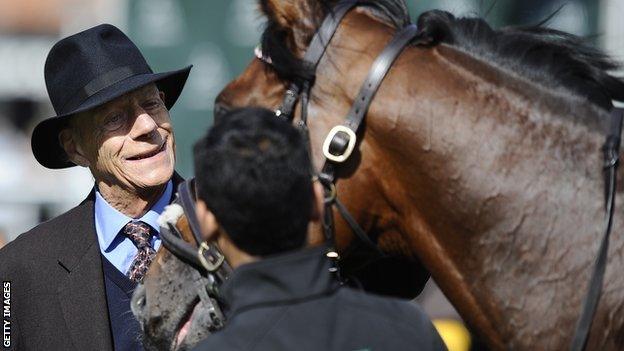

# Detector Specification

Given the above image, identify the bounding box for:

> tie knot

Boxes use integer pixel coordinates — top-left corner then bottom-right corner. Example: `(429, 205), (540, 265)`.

(122, 221), (153, 249)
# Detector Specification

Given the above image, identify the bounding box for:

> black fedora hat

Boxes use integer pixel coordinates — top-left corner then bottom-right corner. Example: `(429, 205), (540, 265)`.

(32, 23), (192, 169)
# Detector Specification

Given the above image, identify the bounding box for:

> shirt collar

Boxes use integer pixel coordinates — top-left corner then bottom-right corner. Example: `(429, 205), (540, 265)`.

(95, 180), (173, 252)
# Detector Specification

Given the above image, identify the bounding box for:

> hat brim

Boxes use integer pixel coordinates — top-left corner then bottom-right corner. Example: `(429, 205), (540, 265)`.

(31, 65), (192, 169)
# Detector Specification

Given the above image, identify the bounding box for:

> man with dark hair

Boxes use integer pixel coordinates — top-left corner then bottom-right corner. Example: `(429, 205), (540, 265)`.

(191, 107), (446, 351)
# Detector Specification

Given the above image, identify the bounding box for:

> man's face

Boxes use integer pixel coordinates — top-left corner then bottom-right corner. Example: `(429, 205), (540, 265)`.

(65, 84), (175, 192)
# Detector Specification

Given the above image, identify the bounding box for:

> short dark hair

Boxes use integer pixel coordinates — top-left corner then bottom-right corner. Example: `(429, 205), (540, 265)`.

(193, 107), (313, 256)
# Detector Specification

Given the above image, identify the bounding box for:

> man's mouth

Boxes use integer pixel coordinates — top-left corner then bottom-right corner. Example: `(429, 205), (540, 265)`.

(127, 140), (167, 161)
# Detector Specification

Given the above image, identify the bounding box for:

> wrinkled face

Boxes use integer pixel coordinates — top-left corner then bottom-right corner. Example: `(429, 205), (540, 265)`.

(67, 84), (175, 191)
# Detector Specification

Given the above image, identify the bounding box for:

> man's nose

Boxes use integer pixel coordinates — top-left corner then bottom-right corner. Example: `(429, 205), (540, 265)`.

(130, 111), (159, 139)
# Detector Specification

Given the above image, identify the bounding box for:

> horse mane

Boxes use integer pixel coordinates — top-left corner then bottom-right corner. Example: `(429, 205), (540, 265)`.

(261, 0), (624, 111)
(416, 10), (624, 111)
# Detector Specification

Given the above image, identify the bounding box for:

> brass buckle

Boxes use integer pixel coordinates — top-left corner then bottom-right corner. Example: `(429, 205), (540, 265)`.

(198, 242), (225, 272)
(324, 182), (337, 203)
(322, 125), (356, 163)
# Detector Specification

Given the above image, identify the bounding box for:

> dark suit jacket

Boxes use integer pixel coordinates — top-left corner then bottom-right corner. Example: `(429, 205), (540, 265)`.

(0, 175), (182, 350)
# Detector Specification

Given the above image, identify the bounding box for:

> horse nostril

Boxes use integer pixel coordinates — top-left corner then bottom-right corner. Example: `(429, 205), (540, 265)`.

(213, 102), (231, 124)
(131, 283), (147, 317)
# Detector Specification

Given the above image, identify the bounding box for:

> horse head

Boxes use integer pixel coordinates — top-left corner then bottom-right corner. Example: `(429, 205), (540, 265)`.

(217, 0), (432, 297)
(132, 197), (225, 351)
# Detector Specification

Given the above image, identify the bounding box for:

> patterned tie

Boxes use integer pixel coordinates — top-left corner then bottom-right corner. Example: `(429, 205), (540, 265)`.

(123, 221), (156, 283)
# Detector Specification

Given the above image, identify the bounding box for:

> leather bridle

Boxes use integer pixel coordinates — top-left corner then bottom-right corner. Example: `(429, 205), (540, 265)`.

(257, 0), (426, 260)
(159, 179), (231, 279)
(570, 106), (622, 350)
(254, 1), (624, 349)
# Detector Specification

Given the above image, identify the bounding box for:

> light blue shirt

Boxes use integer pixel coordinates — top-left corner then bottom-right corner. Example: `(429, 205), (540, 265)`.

(94, 180), (173, 274)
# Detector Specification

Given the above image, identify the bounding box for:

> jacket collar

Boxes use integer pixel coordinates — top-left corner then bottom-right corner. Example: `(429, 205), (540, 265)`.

(56, 189), (99, 271)
(56, 189), (113, 350)
(222, 245), (340, 316)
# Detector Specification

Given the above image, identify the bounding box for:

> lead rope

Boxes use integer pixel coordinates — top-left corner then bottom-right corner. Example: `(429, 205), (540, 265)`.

(570, 105), (623, 351)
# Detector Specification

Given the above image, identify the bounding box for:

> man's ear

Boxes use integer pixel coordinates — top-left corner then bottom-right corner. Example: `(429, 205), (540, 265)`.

(58, 127), (90, 167)
(195, 199), (220, 242)
(259, 0), (319, 55)
(310, 180), (324, 222)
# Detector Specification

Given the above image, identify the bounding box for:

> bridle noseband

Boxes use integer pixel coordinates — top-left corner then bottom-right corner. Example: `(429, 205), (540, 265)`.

(158, 179), (231, 331)
(160, 180), (232, 278)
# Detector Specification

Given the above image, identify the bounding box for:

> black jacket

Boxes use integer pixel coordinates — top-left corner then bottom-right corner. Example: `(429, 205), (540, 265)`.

(192, 246), (447, 351)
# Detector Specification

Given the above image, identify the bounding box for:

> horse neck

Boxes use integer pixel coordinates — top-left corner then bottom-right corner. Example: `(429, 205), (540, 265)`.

(389, 46), (613, 349)
(308, 22), (624, 348)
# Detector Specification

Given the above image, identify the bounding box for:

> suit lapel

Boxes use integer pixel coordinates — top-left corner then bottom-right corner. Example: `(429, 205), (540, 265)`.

(57, 190), (113, 350)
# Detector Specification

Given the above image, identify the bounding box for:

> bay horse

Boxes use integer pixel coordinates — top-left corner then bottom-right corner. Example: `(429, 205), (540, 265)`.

(134, 0), (624, 350)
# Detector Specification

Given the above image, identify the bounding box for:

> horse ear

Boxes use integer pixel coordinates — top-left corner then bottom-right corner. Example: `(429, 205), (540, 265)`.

(259, 0), (318, 54)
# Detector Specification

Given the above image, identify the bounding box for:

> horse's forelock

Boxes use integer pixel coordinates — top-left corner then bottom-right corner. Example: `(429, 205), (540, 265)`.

(259, 0), (411, 83)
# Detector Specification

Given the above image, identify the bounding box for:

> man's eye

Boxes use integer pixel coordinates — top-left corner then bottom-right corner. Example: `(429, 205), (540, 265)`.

(104, 113), (125, 130)
(144, 99), (163, 109)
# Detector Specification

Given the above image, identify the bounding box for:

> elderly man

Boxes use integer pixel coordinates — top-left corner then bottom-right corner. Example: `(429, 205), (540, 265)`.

(0, 24), (191, 350)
